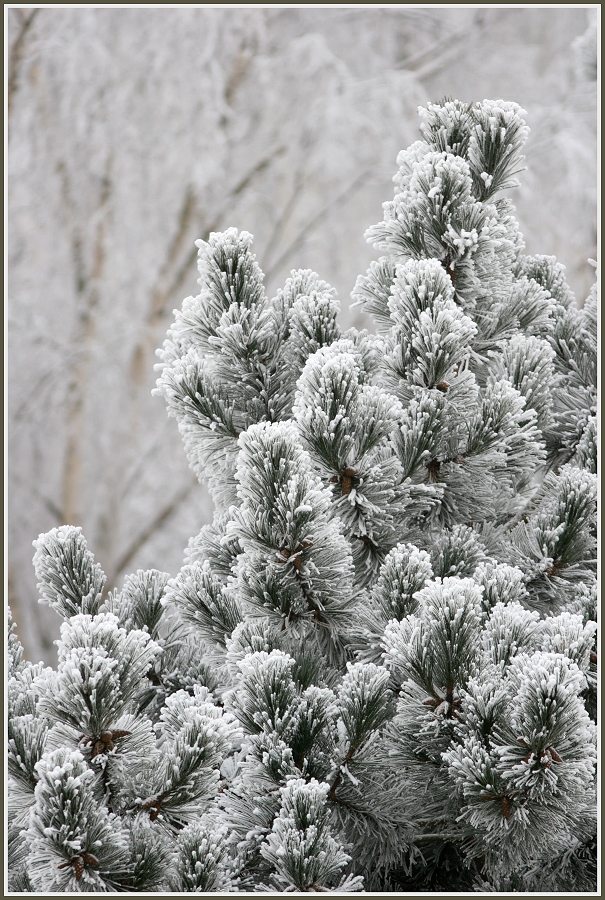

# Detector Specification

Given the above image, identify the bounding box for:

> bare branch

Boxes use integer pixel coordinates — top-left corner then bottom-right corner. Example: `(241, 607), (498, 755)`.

(395, 11), (483, 80)
(264, 168), (371, 284)
(262, 167), (308, 273)
(56, 159), (111, 523)
(229, 144), (287, 200)
(10, 470), (65, 522)
(7, 8), (39, 122)
(141, 144), (287, 337)
(109, 474), (199, 582)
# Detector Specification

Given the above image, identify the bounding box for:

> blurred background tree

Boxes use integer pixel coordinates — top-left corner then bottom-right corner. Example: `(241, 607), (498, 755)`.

(7, 6), (597, 663)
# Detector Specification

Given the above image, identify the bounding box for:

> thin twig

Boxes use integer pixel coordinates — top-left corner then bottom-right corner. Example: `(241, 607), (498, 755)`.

(109, 474), (199, 581)
(7, 8), (39, 121)
(262, 167), (307, 272)
(264, 169), (371, 284)
(143, 145), (287, 330)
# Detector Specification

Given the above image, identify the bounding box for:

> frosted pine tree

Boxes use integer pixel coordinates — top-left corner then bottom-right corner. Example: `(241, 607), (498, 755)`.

(7, 99), (597, 893)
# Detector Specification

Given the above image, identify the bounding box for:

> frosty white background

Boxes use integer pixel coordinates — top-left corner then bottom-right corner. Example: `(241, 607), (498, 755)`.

(7, 6), (597, 663)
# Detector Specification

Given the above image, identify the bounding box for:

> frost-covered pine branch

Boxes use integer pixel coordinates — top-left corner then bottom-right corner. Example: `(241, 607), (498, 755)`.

(7, 97), (597, 893)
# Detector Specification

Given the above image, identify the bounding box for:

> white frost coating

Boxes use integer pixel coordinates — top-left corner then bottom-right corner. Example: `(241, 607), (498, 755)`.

(7, 39), (597, 891)
(540, 612), (596, 671)
(9, 11), (597, 668)
(473, 561), (529, 609)
(260, 777), (362, 891)
(26, 747), (129, 891)
(445, 224), (479, 253)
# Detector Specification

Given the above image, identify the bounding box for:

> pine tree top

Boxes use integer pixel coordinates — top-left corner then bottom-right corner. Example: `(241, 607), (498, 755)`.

(8, 97), (597, 893)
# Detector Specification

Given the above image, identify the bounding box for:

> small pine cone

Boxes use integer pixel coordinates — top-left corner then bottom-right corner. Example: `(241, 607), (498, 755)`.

(544, 746), (563, 764)
(341, 467), (356, 495)
(73, 857), (84, 882)
(141, 797), (161, 821)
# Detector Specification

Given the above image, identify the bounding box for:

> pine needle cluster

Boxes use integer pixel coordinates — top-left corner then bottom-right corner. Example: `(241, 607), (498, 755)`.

(7, 98), (597, 893)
